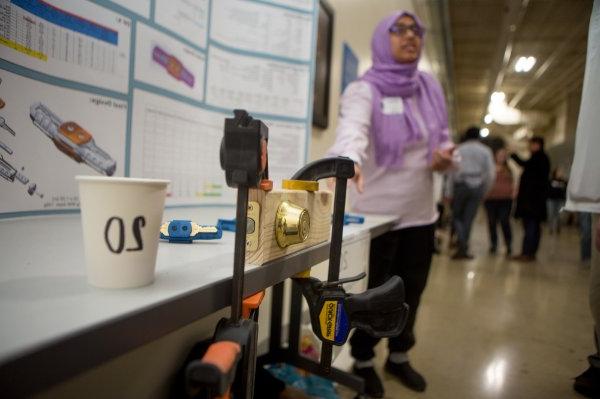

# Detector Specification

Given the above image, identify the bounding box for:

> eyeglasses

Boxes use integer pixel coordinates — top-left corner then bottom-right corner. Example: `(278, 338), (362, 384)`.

(389, 24), (423, 37)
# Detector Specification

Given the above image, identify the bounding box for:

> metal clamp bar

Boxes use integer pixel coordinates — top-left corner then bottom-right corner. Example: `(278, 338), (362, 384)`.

(230, 186), (249, 322)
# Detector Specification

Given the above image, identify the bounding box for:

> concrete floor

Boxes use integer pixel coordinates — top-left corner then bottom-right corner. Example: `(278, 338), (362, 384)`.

(335, 215), (594, 399)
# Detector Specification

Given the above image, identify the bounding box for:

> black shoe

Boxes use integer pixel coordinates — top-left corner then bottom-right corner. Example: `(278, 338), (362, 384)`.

(489, 247), (497, 255)
(451, 251), (474, 260)
(511, 254), (536, 262)
(385, 360), (427, 392)
(574, 366), (600, 398)
(353, 365), (384, 398)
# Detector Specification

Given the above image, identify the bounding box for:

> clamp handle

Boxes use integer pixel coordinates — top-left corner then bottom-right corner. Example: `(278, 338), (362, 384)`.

(185, 341), (241, 398)
(293, 274), (408, 347)
(346, 276), (409, 338)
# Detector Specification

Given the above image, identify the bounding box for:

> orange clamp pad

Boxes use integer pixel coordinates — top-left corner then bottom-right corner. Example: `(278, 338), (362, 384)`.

(242, 291), (265, 319)
(200, 341), (241, 374)
(259, 179), (273, 192)
(216, 387), (232, 399)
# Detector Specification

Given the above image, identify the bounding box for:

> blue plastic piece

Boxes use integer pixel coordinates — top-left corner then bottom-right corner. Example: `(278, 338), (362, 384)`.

(217, 218), (237, 232)
(160, 220), (222, 243)
(167, 220), (193, 241)
(265, 363), (339, 399)
(343, 213), (365, 225)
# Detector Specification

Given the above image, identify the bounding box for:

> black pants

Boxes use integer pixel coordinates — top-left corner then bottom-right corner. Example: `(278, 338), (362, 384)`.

(350, 224), (435, 360)
(484, 199), (512, 252)
(522, 217), (542, 256)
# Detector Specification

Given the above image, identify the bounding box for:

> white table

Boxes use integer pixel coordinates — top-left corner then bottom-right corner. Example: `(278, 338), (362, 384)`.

(0, 207), (398, 396)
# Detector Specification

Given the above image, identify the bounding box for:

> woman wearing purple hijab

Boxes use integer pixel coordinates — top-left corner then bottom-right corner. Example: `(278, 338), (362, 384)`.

(327, 11), (455, 396)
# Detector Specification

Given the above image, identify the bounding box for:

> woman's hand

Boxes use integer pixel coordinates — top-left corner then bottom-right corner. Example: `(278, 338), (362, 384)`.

(353, 163), (364, 193)
(327, 163), (364, 193)
(431, 146), (455, 172)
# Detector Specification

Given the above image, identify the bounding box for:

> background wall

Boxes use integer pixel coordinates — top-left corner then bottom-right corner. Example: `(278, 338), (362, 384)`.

(309, 0), (453, 161)
(545, 89), (582, 174)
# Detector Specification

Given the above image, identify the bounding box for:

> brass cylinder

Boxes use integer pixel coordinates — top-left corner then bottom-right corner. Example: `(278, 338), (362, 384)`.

(275, 201), (310, 248)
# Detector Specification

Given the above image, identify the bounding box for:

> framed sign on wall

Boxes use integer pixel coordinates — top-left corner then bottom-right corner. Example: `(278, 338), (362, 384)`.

(312, 0), (334, 129)
(341, 42), (359, 93)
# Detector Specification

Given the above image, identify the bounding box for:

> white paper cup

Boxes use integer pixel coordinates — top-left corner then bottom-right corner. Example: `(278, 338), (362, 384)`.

(76, 176), (169, 288)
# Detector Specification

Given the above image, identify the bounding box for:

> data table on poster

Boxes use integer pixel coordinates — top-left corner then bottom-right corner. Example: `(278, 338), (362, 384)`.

(130, 89), (233, 205)
(0, 0), (131, 92)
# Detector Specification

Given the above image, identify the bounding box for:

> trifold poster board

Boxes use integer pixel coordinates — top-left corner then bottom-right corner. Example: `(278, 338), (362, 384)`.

(0, 0), (317, 218)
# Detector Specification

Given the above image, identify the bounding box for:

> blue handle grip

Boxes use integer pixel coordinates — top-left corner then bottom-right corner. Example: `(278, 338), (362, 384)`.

(343, 213), (365, 225)
(217, 218), (237, 232)
(160, 220), (222, 243)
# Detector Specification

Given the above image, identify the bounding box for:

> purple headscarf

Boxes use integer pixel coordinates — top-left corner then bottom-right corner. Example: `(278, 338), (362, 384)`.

(362, 11), (449, 168)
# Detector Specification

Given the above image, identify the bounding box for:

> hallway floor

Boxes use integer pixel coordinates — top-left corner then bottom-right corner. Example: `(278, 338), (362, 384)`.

(336, 216), (594, 399)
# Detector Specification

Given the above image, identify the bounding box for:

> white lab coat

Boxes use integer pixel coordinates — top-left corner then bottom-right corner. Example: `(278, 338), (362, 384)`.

(567, 0), (600, 366)
(566, 0), (600, 213)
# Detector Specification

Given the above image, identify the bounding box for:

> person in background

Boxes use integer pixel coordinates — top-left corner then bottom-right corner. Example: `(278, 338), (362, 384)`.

(484, 147), (514, 256)
(547, 167), (568, 234)
(568, 2), (600, 395)
(448, 127), (495, 260)
(326, 10), (455, 397)
(511, 137), (550, 262)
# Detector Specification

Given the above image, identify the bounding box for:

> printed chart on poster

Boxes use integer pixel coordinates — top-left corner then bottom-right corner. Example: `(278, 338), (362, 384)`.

(206, 46), (311, 119)
(154, 0), (209, 49)
(110, 0), (150, 18)
(130, 89), (233, 205)
(0, 0), (132, 93)
(210, 0), (313, 61)
(264, 120), (306, 184)
(0, 0), (317, 218)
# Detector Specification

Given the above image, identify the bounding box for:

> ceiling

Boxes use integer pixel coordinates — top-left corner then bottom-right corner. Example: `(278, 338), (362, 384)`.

(448, 0), (593, 138)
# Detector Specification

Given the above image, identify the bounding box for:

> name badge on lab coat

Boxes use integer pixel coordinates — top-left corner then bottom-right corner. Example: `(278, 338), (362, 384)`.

(381, 97), (404, 115)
